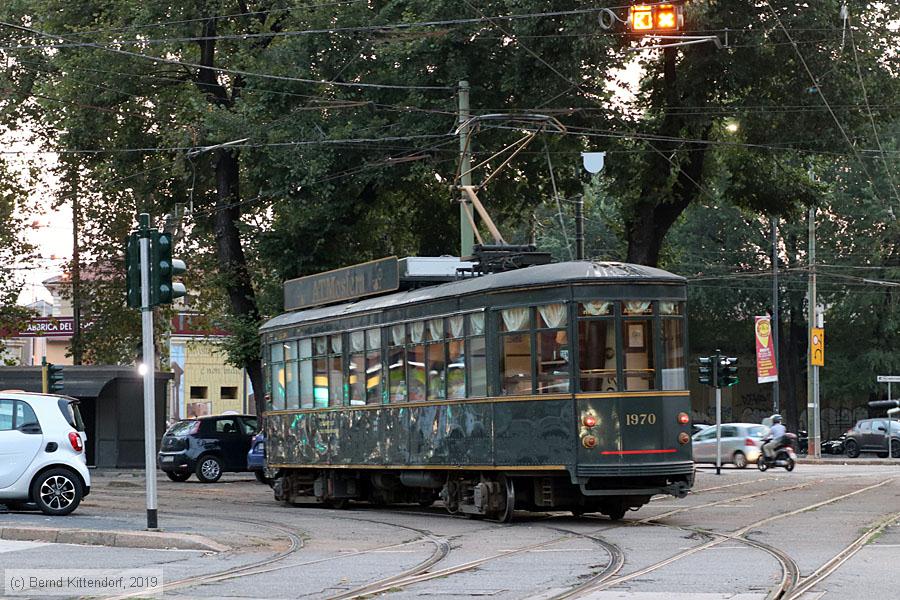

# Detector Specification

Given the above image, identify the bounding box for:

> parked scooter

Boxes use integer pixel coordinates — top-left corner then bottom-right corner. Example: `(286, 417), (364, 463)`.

(757, 432), (797, 471)
(795, 429), (809, 456)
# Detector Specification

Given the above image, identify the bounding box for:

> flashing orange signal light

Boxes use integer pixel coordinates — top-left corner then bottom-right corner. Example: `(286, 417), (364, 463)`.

(630, 5), (654, 30)
(628, 3), (683, 33)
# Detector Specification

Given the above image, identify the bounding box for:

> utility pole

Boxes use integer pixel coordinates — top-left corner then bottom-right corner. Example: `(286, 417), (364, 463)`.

(807, 205), (820, 458)
(771, 217), (779, 412)
(458, 80), (474, 258)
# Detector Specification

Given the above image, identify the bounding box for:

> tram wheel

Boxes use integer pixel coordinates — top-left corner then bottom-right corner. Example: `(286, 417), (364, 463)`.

(494, 475), (515, 523)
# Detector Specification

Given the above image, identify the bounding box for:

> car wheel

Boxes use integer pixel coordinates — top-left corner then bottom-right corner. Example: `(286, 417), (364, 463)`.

(195, 455), (223, 483)
(31, 468), (83, 516)
(844, 439), (860, 458)
(733, 452), (748, 469)
(892, 440), (900, 458)
(166, 471), (191, 482)
(254, 471), (270, 485)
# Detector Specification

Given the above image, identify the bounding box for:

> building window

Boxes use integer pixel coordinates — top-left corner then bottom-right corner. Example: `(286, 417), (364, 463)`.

(221, 386), (238, 400)
(189, 386), (208, 400)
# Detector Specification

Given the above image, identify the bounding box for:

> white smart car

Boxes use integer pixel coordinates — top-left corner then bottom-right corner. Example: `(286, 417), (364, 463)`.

(0, 391), (91, 515)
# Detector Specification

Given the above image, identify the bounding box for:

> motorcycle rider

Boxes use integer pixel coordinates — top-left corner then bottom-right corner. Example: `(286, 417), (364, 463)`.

(763, 414), (787, 460)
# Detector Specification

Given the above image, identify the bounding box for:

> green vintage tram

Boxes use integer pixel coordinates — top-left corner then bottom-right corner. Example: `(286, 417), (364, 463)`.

(260, 258), (694, 521)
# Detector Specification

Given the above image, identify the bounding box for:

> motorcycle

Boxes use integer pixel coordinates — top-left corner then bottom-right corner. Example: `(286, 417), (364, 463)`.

(757, 432), (797, 472)
(795, 429), (809, 456)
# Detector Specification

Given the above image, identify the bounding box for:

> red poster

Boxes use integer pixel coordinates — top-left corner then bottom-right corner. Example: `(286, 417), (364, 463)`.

(755, 316), (778, 383)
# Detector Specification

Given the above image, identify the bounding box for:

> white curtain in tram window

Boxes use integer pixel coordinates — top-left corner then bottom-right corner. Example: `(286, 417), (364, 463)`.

(538, 303), (567, 329)
(391, 324), (405, 346)
(351, 331), (365, 352)
(448, 315), (465, 338)
(659, 301), (677, 315)
(410, 321), (426, 343)
(470, 312), (485, 335)
(581, 301), (612, 316)
(330, 335), (342, 354)
(314, 337), (327, 355)
(501, 307), (530, 332)
(428, 318), (443, 341)
(624, 300), (652, 315)
(299, 338), (312, 360)
(366, 328), (380, 350)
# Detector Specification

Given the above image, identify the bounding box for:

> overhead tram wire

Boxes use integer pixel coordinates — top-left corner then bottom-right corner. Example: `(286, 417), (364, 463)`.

(0, 20), (453, 91)
(847, 21), (900, 209)
(761, 0), (893, 211)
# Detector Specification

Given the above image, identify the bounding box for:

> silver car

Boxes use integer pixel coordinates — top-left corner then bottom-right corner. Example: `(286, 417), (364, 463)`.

(692, 423), (770, 469)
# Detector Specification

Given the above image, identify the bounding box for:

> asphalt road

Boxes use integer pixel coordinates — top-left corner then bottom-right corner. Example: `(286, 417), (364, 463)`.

(2, 463), (899, 599)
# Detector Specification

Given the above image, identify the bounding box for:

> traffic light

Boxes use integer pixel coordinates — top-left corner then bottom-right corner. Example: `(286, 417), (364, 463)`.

(717, 357), (739, 388)
(125, 232), (142, 308)
(628, 3), (684, 34)
(41, 358), (64, 394)
(698, 355), (716, 387)
(869, 400), (900, 410)
(150, 231), (186, 305)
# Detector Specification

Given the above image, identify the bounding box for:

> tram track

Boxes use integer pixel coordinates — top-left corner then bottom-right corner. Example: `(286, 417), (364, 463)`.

(565, 478), (895, 599)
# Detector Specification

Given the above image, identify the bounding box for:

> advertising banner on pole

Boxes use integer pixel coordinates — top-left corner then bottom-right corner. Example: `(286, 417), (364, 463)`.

(755, 315), (779, 383)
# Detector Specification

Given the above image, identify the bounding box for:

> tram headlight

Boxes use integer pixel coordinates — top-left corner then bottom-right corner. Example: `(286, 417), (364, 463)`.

(582, 435), (598, 449)
(582, 414), (597, 428)
(677, 412), (690, 425)
(678, 432), (690, 445)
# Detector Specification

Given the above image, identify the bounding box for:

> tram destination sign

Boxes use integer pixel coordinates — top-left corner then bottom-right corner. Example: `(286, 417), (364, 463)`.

(284, 256), (400, 311)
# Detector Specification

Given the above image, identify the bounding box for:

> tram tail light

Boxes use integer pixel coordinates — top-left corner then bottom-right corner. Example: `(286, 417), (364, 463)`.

(677, 412), (690, 425)
(678, 432), (690, 445)
(582, 415), (597, 428)
(582, 435), (598, 449)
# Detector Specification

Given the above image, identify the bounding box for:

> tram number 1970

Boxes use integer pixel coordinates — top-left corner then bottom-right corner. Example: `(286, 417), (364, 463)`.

(625, 413), (657, 426)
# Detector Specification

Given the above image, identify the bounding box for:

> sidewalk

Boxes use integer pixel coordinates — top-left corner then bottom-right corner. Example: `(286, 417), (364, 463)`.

(797, 455), (900, 466)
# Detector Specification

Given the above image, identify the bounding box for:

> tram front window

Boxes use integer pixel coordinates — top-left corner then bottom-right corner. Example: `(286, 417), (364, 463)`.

(500, 307), (533, 395)
(622, 300), (656, 391)
(578, 301), (617, 393)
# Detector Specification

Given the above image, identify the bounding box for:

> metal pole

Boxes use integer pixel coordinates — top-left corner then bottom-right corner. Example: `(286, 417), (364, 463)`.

(71, 164), (83, 365)
(771, 217), (779, 413)
(138, 213), (158, 529)
(888, 382), (893, 457)
(458, 80), (474, 258)
(807, 205), (817, 457)
(575, 195), (584, 260)
(715, 386), (722, 476)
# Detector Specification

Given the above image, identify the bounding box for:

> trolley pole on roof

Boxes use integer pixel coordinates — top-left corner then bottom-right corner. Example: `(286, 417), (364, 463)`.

(458, 80), (474, 258)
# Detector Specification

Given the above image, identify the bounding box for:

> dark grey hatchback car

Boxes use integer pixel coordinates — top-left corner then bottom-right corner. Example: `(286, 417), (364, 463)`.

(157, 415), (259, 482)
(843, 418), (900, 458)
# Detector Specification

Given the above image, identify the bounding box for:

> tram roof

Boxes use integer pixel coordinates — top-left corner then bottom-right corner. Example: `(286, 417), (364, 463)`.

(260, 260), (684, 333)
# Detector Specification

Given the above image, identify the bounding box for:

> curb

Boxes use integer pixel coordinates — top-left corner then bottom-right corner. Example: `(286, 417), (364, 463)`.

(0, 526), (229, 553)
(797, 458), (900, 466)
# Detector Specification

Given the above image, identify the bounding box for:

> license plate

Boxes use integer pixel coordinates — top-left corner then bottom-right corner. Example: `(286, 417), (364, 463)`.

(161, 456), (174, 463)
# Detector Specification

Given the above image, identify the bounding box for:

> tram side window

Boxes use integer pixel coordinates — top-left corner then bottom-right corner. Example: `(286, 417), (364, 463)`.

(623, 301), (656, 391)
(313, 337), (329, 408)
(578, 301), (617, 393)
(426, 318), (446, 400)
(299, 338), (314, 408)
(467, 313), (487, 397)
(388, 324), (407, 402)
(329, 335), (343, 407)
(284, 341), (300, 409)
(270, 342), (286, 410)
(500, 307), (533, 395)
(408, 321), (427, 401)
(536, 304), (570, 394)
(365, 328), (383, 404)
(660, 301), (686, 390)
(447, 315), (465, 399)
(349, 331), (366, 405)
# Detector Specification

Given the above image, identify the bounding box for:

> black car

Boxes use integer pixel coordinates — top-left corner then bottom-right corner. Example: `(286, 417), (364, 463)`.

(843, 418), (900, 458)
(157, 415), (259, 483)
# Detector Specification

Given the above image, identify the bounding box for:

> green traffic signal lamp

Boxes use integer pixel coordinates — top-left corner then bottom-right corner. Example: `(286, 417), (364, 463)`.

(47, 362), (64, 393)
(150, 231), (187, 305)
(718, 357), (739, 388)
(125, 232), (142, 308)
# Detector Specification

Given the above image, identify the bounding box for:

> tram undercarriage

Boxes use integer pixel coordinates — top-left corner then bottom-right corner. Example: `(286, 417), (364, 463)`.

(272, 468), (692, 522)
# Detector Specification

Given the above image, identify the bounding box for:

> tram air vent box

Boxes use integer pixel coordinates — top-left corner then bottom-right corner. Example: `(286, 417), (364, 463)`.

(398, 256), (474, 285)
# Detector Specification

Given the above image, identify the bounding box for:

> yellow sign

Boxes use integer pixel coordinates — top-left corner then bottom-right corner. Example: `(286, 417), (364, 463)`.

(811, 327), (825, 367)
